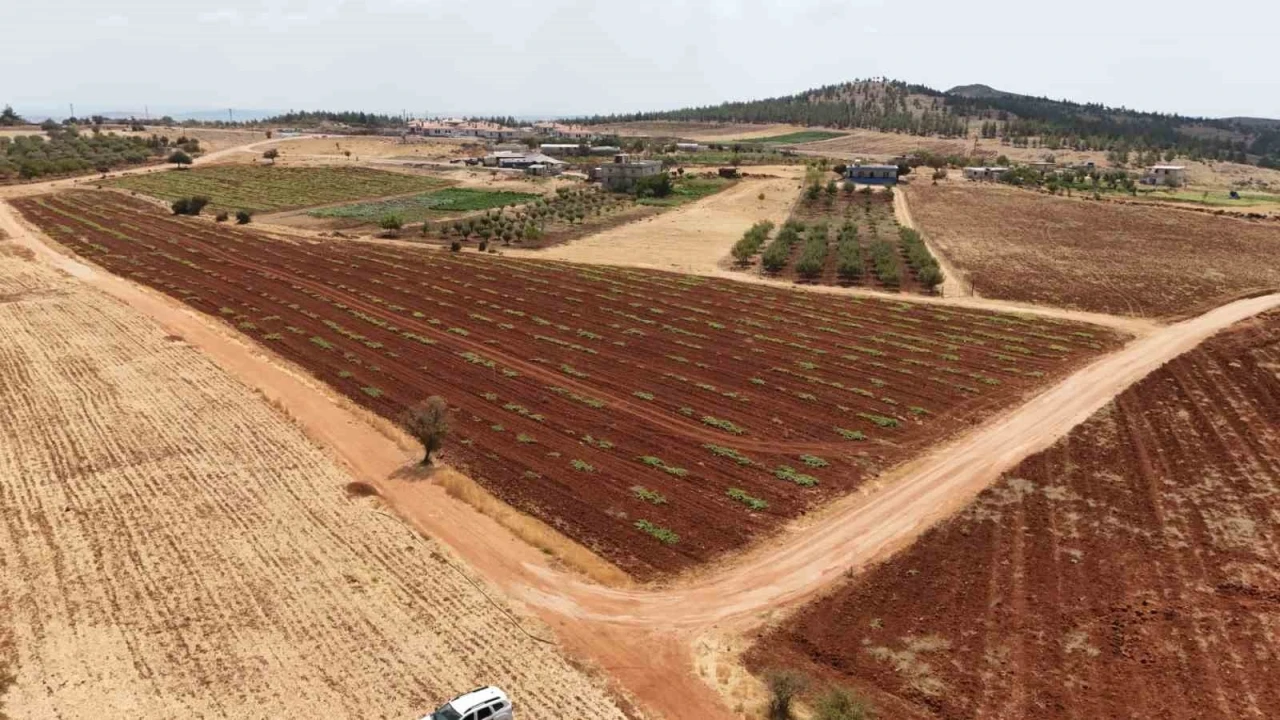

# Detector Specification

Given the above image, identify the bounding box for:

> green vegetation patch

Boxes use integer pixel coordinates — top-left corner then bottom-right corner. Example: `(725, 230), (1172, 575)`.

(635, 177), (732, 207)
(753, 130), (847, 144)
(310, 187), (539, 222)
(108, 165), (447, 213)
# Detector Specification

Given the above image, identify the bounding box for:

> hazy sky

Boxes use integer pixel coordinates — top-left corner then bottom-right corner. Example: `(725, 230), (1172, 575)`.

(5, 0), (1277, 120)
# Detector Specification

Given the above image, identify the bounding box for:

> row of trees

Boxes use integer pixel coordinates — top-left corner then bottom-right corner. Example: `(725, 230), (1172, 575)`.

(0, 126), (164, 180)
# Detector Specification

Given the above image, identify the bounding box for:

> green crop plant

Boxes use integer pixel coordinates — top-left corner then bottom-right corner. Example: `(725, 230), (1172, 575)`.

(633, 390), (655, 400)
(835, 427), (866, 440)
(638, 456), (688, 477)
(570, 459), (595, 473)
(360, 386), (384, 398)
(799, 454), (830, 468)
(631, 486), (668, 505)
(774, 465), (819, 487)
(701, 415), (746, 435)
(703, 444), (754, 466)
(516, 433), (537, 444)
(727, 488), (768, 511)
(858, 412), (900, 428)
(634, 520), (679, 545)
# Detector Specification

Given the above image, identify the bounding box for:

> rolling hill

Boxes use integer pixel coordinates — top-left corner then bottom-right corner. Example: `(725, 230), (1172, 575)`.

(576, 79), (1280, 168)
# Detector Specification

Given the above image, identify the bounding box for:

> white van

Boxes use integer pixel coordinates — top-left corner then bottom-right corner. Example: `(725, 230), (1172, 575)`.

(423, 686), (514, 720)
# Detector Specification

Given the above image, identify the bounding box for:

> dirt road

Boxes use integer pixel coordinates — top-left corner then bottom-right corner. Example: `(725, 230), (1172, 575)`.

(893, 186), (968, 298)
(7, 193), (1278, 717)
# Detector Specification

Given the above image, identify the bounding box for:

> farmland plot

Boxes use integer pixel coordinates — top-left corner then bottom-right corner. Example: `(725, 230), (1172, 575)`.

(0, 227), (626, 719)
(106, 164), (447, 212)
(15, 191), (1124, 579)
(309, 187), (540, 223)
(747, 310), (1280, 720)
(906, 182), (1280, 317)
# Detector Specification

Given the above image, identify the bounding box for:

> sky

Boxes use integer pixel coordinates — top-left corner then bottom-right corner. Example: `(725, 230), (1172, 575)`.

(4, 0), (1278, 120)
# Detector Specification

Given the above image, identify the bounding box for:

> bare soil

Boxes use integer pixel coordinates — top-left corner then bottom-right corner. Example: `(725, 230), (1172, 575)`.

(746, 309), (1280, 720)
(0, 209), (628, 719)
(13, 190), (1123, 580)
(592, 121), (810, 141)
(905, 182), (1280, 318)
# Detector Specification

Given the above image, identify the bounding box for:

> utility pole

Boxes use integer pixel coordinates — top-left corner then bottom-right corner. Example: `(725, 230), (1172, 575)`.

(228, 108), (234, 124)
(145, 105), (150, 121)
(69, 102), (75, 120)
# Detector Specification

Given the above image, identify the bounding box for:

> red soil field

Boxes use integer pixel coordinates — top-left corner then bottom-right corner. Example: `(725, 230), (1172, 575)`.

(747, 310), (1280, 719)
(15, 191), (1122, 579)
(907, 183), (1280, 318)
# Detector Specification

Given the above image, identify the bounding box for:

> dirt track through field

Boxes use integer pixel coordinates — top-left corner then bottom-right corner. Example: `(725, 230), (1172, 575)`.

(6, 191), (1279, 717)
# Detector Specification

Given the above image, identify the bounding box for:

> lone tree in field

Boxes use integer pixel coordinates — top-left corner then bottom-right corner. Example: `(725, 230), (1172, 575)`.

(168, 150), (193, 168)
(378, 214), (404, 237)
(262, 148), (280, 163)
(405, 396), (450, 465)
(0, 105), (24, 126)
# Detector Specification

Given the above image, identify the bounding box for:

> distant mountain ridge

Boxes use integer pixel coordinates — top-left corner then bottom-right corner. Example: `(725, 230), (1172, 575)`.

(574, 78), (1280, 168)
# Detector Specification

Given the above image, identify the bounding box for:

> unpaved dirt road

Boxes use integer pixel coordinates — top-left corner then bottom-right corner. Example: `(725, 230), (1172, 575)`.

(8, 194), (1278, 718)
(893, 185), (968, 298)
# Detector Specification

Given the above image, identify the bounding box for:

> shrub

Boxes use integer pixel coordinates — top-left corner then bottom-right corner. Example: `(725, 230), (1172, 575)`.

(235, 209), (252, 224)
(765, 669), (808, 720)
(450, 241), (462, 252)
(170, 195), (210, 216)
(378, 214), (404, 236)
(814, 687), (872, 720)
(214, 211), (229, 222)
(168, 150), (193, 167)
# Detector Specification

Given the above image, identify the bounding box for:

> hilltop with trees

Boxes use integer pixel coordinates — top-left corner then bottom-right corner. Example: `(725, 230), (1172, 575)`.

(0, 124), (195, 181)
(577, 78), (1280, 168)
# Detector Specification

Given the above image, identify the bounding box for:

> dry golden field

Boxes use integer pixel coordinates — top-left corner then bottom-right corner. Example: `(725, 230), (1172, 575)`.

(0, 227), (627, 719)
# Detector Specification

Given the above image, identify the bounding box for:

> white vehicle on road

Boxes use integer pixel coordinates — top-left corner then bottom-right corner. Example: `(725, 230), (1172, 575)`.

(423, 686), (514, 720)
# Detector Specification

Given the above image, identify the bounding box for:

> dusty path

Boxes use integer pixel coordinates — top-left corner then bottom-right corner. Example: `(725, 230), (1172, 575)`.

(8, 195), (1276, 718)
(893, 185), (969, 298)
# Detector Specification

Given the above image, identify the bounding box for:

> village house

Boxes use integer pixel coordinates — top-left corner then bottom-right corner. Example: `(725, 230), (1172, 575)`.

(963, 166), (1009, 181)
(591, 153), (663, 192)
(844, 164), (899, 185)
(1143, 164), (1187, 186)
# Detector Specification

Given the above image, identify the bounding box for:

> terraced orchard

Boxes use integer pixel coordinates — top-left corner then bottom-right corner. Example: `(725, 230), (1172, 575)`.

(106, 164), (448, 212)
(16, 191), (1125, 579)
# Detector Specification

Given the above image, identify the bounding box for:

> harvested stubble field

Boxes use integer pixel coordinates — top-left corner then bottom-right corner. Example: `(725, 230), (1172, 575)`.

(15, 191), (1124, 579)
(907, 183), (1280, 317)
(0, 227), (626, 718)
(105, 164), (447, 213)
(747, 310), (1280, 720)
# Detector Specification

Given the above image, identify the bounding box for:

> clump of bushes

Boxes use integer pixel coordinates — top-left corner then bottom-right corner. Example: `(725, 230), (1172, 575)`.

(235, 210), (253, 225)
(730, 220), (775, 265)
(171, 195), (210, 216)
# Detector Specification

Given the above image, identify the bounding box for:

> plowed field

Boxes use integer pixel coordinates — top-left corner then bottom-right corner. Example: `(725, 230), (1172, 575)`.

(906, 183), (1280, 318)
(15, 191), (1123, 579)
(747, 310), (1280, 720)
(0, 225), (626, 719)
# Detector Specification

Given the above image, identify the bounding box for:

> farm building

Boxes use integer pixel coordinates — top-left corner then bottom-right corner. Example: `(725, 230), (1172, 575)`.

(963, 166), (1009, 181)
(676, 142), (704, 152)
(1143, 164), (1187, 186)
(1026, 161), (1058, 173)
(481, 152), (566, 175)
(540, 143), (584, 156)
(845, 164), (899, 185)
(592, 153), (663, 192)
